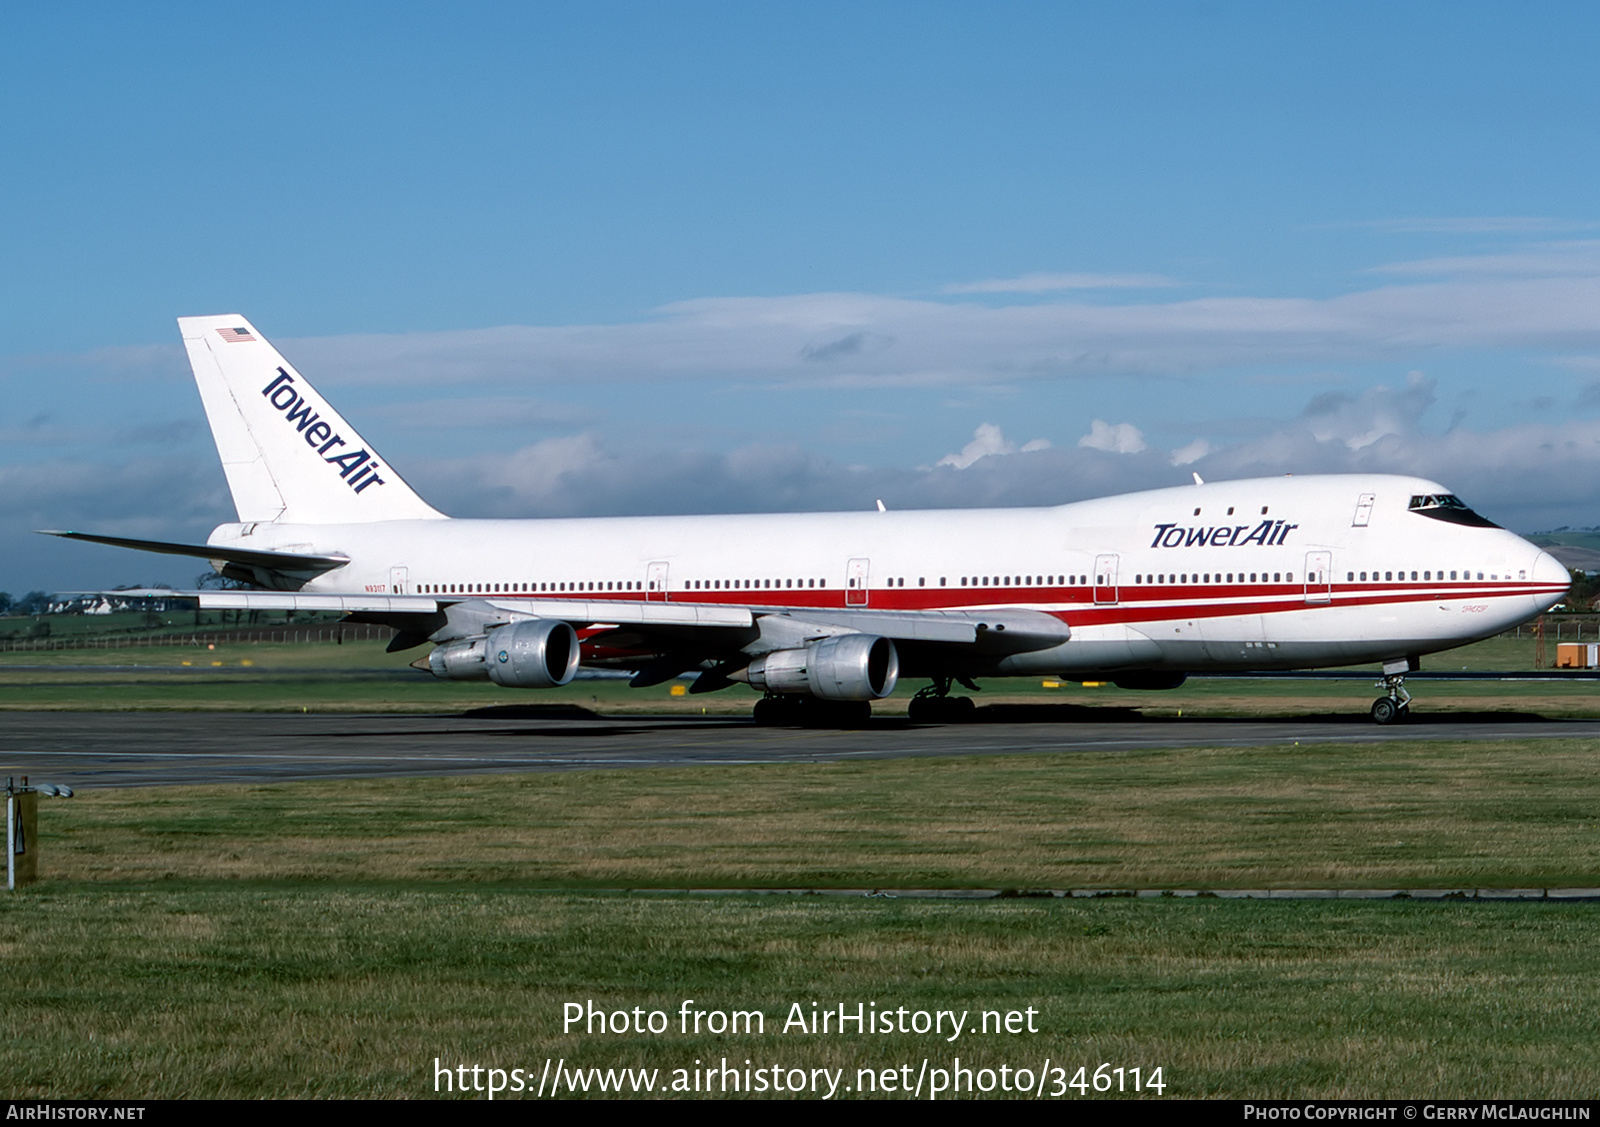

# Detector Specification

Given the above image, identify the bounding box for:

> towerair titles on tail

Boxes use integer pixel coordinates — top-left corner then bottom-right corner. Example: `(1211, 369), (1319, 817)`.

(258, 367), (388, 495)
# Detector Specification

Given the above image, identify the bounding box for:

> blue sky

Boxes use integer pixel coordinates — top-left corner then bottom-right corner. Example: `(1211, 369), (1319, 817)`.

(6, 2), (1600, 592)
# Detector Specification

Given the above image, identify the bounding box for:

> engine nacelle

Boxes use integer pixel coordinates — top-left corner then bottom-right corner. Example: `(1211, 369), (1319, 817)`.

(428, 636), (489, 680)
(485, 618), (580, 688)
(741, 634), (899, 700)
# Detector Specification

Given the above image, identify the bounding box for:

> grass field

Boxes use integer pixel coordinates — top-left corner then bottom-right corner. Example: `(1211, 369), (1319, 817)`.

(6, 891), (1597, 1099)
(3, 739), (1600, 1098)
(3, 634), (1599, 1099)
(2, 632), (1597, 717)
(36, 740), (1600, 889)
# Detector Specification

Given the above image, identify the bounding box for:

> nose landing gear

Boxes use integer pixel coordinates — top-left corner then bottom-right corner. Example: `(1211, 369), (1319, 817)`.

(1370, 668), (1412, 725)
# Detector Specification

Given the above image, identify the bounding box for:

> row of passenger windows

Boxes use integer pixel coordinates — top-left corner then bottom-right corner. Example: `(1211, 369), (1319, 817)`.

(421, 581), (646, 594)
(1349, 569), (1520, 582)
(1133, 572), (1295, 584)
(419, 568), (1518, 598)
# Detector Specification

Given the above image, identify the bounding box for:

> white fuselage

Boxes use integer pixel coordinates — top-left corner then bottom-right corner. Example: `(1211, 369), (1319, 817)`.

(206, 472), (1568, 678)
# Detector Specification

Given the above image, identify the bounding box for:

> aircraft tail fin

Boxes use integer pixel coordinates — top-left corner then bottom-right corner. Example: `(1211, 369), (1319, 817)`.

(178, 315), (445, 524)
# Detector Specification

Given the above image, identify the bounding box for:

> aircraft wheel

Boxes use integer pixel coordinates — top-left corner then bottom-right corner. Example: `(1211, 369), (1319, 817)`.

(1371, 697), (1400, 725)
(753, 696), (803, 726)
(909, 696), (974, 724)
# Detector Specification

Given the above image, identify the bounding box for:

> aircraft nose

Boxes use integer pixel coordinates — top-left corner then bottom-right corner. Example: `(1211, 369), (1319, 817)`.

(1533, 549), (1571, 592)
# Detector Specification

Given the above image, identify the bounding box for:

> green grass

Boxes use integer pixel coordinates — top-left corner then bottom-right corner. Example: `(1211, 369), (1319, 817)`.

(4, 891), (1597, 1099)
(37, 741), (1600, 890)
(6, 743), (1600, 1097)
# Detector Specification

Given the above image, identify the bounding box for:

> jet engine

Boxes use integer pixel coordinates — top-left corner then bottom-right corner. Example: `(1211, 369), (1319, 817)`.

(738, 634), (899, 700)
(486, 618), (580, 688)
(427, 619), (580, 688)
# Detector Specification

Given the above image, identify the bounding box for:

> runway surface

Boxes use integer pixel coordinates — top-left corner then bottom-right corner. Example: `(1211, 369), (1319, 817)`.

(2, 707), (1599, 788)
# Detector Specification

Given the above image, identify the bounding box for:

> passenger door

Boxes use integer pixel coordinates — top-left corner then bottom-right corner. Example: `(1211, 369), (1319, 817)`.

(1303, 551), (1332, 603)
(647, 561), (670, 602)
(847, 558), (870, 606)
(1094, 554), (1119, 605)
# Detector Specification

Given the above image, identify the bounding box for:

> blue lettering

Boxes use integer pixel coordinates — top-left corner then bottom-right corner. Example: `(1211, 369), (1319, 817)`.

(284, 398), (320, 432)
(326, 448), (370, 477)
(261, 369), (294, 399)
(1239, 520), (1274, 546)
(1150, 518), (1297, 549)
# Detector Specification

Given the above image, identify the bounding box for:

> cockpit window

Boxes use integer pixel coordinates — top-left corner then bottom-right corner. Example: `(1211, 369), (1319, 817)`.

(1407, 494), (1499, 528)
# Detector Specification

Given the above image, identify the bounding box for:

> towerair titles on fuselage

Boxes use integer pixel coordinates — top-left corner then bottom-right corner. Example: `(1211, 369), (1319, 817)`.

(1148, 520), (1298, 549)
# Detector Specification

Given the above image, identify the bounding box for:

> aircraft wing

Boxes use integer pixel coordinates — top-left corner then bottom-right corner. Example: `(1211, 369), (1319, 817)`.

(197, 590), (756, 627)
(186, 591), (1069, 650)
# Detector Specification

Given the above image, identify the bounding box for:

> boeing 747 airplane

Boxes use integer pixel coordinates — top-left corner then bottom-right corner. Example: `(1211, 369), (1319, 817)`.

(46, 316), (1570, 725)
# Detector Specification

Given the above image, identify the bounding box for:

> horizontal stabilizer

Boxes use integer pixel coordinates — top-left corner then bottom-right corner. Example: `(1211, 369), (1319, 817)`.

(37, 530), (349, 574)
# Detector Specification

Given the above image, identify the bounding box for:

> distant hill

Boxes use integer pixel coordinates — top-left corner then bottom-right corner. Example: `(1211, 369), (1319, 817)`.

(1526, 529), (1600, 573)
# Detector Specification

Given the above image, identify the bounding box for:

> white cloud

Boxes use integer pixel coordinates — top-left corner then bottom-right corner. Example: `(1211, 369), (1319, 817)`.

(1300, 373), (1437, 450)
(1078, 419), (1147, 454)
(941, 272), (1176, 294)
(1369, 241), (1600, 278)
(1336, 217), (1600, 235)
(1169, 438), (1211, 466)
(936, 423), (1051, 469)
(365, 395), (596, 429)
(23, 241), (1600, 395)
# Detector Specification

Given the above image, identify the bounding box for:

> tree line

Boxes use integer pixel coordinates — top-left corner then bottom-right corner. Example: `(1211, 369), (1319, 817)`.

(0, 592), (52, 617)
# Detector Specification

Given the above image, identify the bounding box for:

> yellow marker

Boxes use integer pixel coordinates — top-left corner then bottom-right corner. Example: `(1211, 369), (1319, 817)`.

(1082, 681), (1104, 688)
(1042, 680), (1060, 688)
(211, 661), (222, 667)
(670, 684), (688, 697)
(181, 661), (191, 666)
(240, 659), (253, 666)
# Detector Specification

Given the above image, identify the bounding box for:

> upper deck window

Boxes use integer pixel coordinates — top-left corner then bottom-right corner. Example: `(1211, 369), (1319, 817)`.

(1407, 494), (1499, 528)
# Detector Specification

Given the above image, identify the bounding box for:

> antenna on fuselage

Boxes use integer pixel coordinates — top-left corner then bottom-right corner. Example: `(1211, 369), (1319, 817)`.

(1192, 472), (1205, 486)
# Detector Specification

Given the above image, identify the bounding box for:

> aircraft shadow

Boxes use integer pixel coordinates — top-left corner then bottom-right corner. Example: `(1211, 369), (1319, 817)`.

(959, 705), (1558, 726)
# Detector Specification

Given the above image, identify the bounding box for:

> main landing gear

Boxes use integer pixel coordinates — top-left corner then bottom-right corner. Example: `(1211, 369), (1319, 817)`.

(906, 677), (977, 724)
(1370, 669), (1413, 725)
